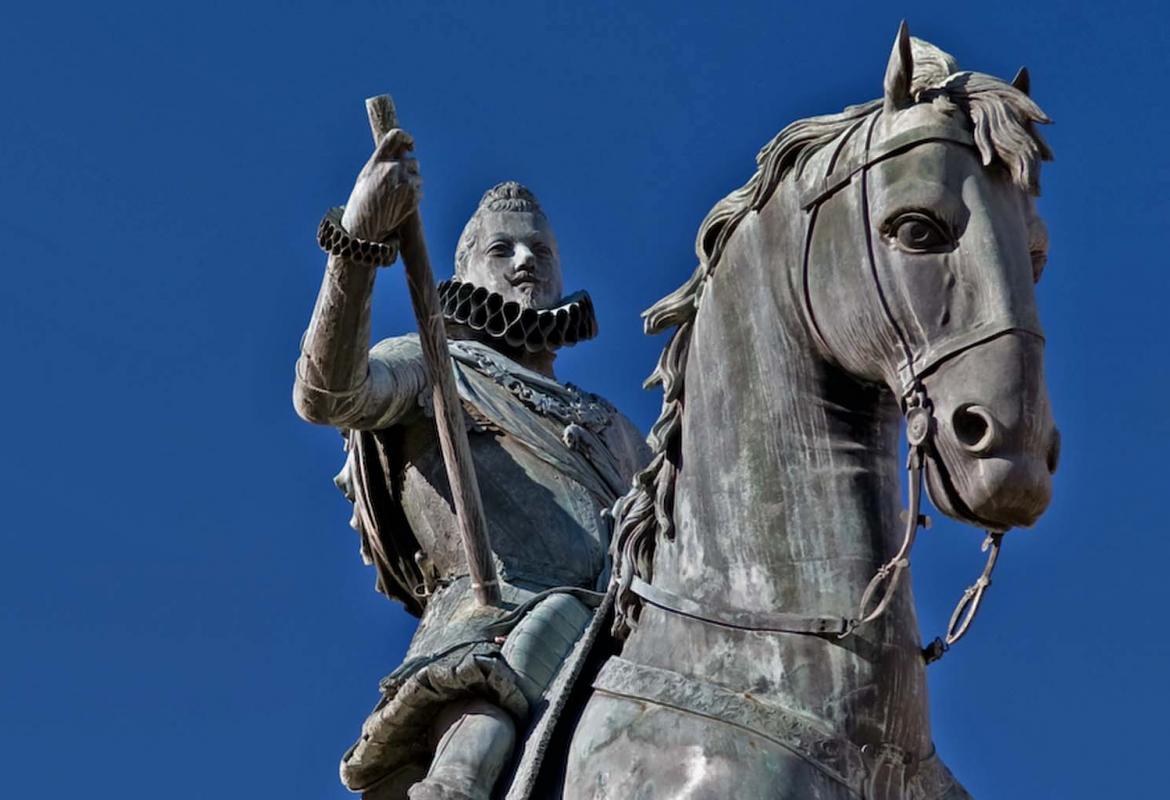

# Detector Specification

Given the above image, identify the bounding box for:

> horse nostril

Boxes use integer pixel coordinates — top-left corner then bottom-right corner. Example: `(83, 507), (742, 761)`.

(1046, 428), (1061, 474)
(951, 404), (1000, 456)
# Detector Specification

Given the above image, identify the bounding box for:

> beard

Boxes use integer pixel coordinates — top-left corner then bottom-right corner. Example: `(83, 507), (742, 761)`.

(505, 277), (561, 310)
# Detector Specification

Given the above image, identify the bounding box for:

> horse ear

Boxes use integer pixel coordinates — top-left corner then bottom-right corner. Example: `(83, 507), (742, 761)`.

(883, 21), (914, 112)
(1011, 66), (1031, 96)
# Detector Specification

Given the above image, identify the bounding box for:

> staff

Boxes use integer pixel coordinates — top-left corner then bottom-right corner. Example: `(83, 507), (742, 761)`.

(365, 94), (500, 607)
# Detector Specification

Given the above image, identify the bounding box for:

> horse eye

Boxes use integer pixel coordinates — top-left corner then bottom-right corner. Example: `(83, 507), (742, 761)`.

(889, 213), (952, 252)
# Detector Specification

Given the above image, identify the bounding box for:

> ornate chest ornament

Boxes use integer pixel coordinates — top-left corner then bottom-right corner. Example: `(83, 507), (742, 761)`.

(448, 339), (615, 435)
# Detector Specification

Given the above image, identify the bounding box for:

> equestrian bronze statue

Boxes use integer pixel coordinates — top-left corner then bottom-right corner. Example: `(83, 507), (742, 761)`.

(296, 21), (1058, 800)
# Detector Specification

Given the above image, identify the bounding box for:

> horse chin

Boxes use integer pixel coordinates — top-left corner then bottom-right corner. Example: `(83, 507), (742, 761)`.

(924, 448), (1052, 532)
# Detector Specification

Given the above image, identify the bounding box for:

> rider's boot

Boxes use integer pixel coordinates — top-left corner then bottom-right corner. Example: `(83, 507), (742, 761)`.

(406, 699), (516, 800)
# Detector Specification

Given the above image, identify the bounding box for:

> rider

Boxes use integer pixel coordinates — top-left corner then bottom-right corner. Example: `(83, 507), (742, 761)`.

(293, 128), (648, 799)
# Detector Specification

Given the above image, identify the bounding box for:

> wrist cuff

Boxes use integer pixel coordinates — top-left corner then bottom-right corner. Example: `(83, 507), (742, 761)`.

(317, 207), (399, 266)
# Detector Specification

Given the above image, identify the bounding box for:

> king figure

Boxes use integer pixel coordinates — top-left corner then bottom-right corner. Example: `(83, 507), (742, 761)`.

(293, 127), (648, 799)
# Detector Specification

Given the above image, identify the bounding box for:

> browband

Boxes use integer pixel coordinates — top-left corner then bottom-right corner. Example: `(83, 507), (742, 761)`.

(800, 123), (976, 211)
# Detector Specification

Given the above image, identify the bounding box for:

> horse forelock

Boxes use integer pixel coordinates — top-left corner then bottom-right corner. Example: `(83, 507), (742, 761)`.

(610, 46), (1053, 638)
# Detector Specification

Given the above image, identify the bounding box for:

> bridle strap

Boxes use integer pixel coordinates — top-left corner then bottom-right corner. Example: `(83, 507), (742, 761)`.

(855, 111), (921, 391)
(801, 114), (869, 358)
(852, 402), (931, 630)
(629, 576), (850, 636)
(800, 123), (976, 211)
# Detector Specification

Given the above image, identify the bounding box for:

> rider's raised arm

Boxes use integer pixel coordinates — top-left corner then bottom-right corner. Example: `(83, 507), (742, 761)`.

(292, 129), (425, 430)
(293, 260), (430, 431)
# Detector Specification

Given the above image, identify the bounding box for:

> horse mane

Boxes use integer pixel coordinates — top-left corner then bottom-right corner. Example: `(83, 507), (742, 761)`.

(610, 39), (1052, 638)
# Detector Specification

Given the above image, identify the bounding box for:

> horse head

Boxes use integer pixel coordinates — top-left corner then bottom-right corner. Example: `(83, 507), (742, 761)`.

(803, 23), (1058, 532)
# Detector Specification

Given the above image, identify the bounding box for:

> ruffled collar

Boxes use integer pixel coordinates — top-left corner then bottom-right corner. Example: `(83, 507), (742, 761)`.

(437, 279), (598, 353)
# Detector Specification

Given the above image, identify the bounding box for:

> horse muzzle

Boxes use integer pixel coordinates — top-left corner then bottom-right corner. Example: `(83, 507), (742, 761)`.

(918, 330), (1057, 531)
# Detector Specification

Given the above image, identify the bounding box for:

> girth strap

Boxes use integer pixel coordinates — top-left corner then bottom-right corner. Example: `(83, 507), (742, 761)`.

(630, 576), (850, 636)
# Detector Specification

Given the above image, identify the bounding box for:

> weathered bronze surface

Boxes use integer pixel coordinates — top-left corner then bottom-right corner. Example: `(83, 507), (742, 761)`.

(295, 23), (1058, 800)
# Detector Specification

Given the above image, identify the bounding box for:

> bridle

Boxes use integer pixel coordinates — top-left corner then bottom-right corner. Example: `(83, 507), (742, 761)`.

(629, 110), (1023, 665)
(803, 109), (1010, 663)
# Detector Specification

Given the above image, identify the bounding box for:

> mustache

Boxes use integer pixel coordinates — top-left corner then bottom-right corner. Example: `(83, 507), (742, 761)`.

(507, 267), (544, 287)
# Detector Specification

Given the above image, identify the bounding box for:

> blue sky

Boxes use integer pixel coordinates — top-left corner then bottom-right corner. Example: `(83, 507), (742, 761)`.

(2, 1), (1167, 797)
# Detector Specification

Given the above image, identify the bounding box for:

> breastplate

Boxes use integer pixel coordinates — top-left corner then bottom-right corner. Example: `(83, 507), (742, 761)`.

(399, 422), (609, 591)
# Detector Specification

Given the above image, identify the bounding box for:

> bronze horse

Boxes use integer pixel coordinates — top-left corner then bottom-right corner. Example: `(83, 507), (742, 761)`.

(562, 25), (1057, 800)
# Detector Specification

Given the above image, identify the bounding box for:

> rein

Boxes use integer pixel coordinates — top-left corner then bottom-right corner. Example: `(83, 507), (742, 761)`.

(632, 111), (1012, 665)
(850, 390), (1006, 664)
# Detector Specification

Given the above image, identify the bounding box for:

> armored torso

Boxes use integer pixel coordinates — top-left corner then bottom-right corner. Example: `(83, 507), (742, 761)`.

(400, 338), (638, 591)
(340, 334), (648, 608)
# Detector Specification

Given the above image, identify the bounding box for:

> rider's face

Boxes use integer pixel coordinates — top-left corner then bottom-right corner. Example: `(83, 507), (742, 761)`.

(462, 211), (564, 309)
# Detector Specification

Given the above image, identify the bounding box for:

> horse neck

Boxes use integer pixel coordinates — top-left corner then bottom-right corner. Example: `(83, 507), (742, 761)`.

(628, 192), (931, 749)
(657, 201), (910, 626)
